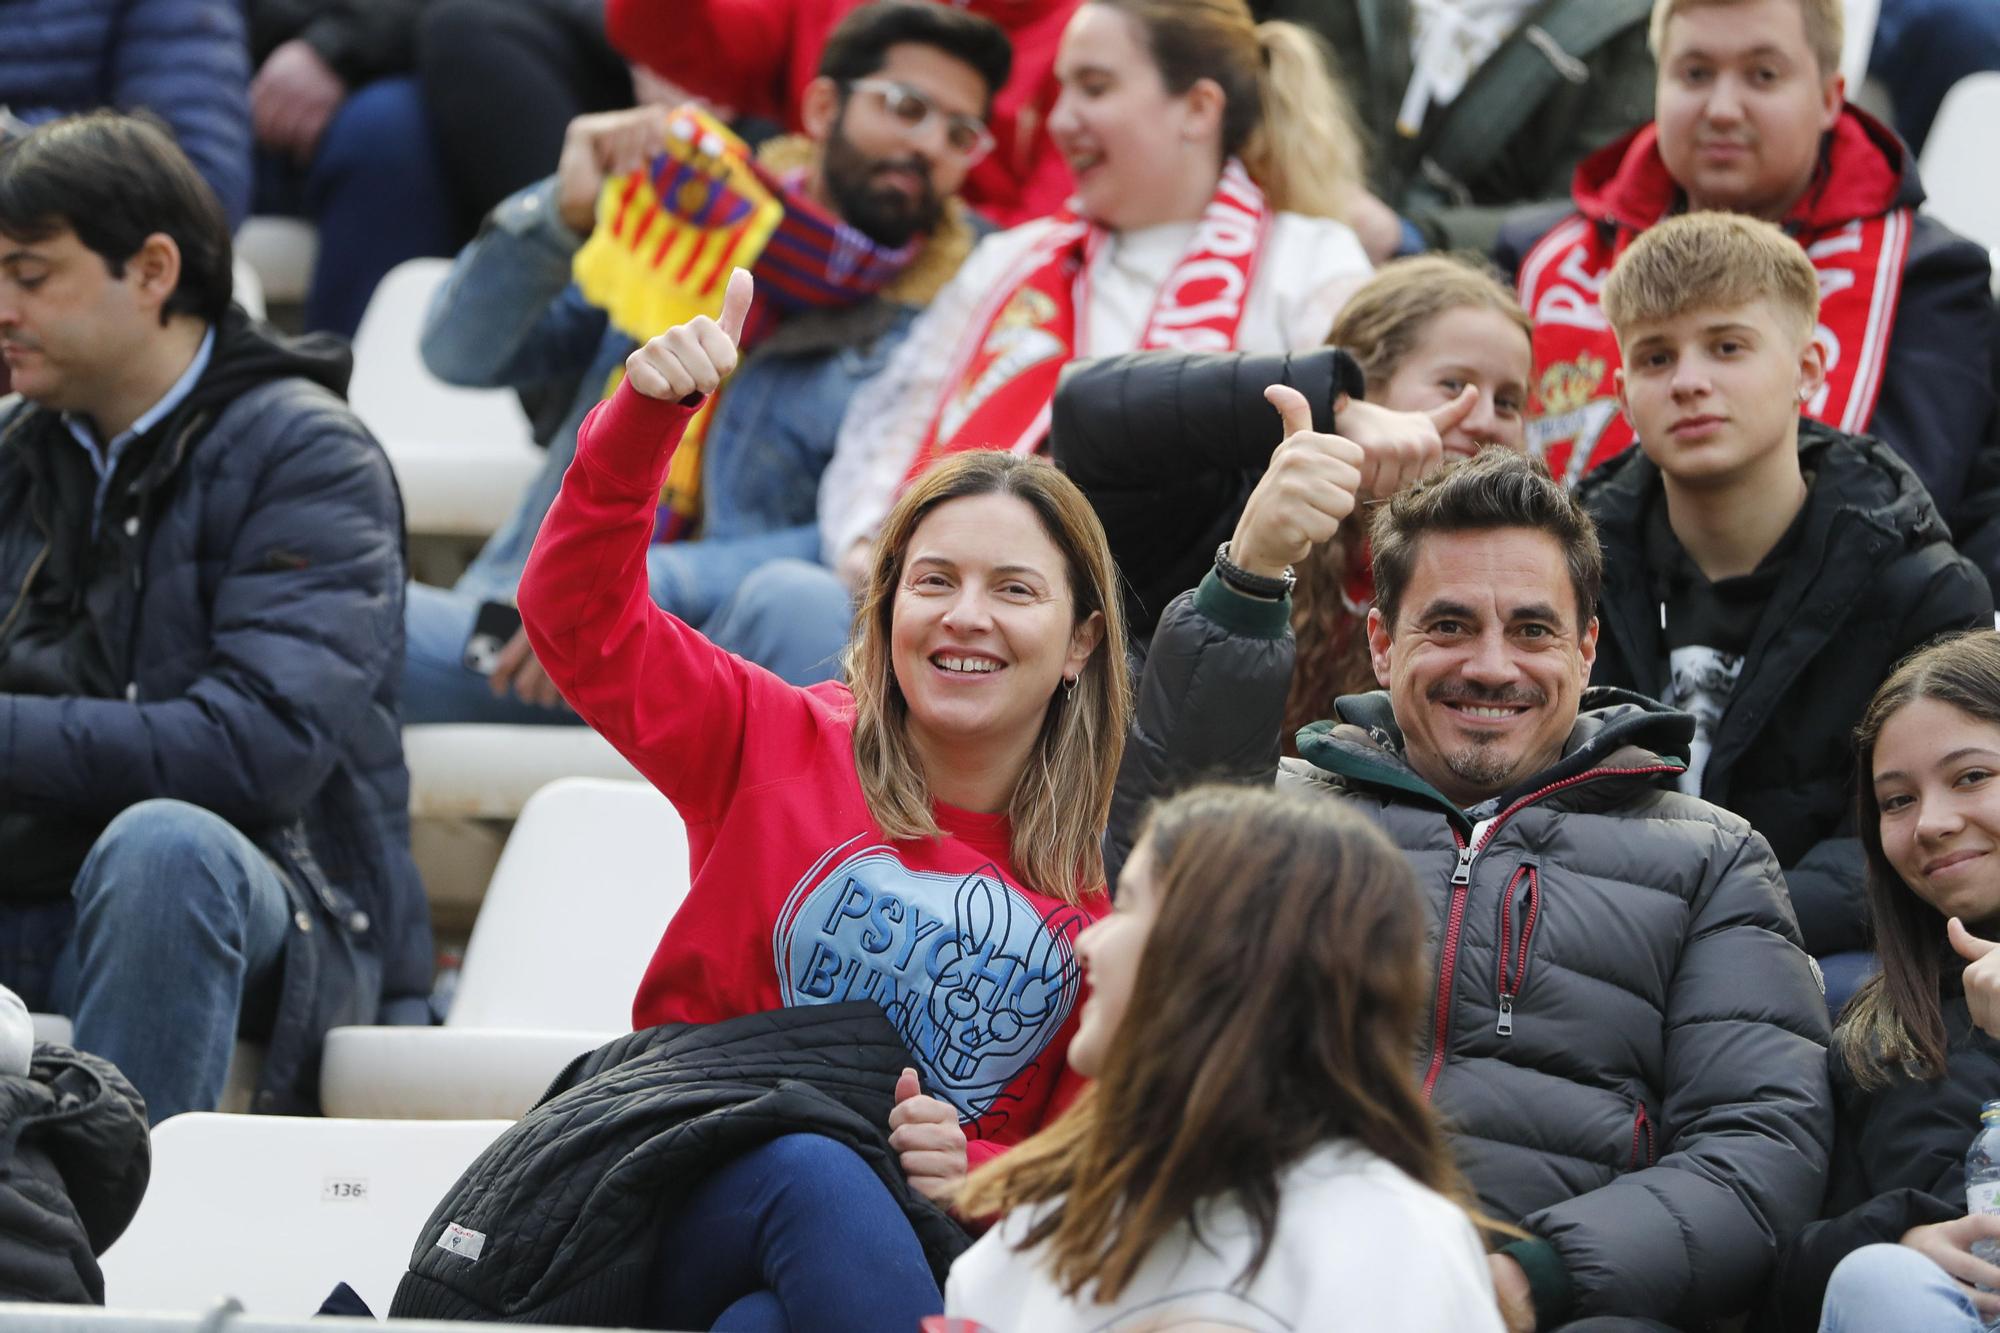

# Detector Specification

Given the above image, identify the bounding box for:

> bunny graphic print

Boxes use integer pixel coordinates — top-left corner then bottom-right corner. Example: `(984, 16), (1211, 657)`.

(775, 836), (1090, 1123)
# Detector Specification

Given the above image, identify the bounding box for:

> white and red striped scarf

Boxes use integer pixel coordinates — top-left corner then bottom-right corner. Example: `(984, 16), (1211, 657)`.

(901, 157), (1272, 482)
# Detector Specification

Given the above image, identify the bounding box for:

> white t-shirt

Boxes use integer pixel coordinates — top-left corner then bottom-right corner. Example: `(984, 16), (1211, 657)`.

(945, 1140), (1505, 1333)
(816, 211), (1371, 563)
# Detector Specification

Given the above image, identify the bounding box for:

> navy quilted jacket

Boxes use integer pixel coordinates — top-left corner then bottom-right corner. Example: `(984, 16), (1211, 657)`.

(0, 0), (252, 227)
(0, 308), (433, 1113)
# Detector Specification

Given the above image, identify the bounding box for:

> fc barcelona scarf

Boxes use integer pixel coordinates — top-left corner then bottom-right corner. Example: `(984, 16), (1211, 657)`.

(573, 105), (921, 538)
(1517, 206), (1910, 488)
(900, 158), (1273, 483)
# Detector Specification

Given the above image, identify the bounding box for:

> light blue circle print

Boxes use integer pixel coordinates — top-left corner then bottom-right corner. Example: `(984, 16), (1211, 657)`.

(773, 837), (1087, 1122)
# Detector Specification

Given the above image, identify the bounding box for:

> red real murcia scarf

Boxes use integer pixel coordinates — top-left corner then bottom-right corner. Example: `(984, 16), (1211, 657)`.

(900, 157), (1272, 483)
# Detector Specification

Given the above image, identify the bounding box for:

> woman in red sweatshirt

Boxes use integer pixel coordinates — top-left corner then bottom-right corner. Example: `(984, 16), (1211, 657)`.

(517, 268), (1131, 1329)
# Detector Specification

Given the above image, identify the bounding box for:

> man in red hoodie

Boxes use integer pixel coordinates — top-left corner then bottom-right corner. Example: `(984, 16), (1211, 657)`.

(1496, 0), (1995, 535)
(606, 0), (1076, 226)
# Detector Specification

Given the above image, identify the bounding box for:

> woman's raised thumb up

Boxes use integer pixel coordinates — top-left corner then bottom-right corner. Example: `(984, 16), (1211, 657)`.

(624, 267), (755, 402)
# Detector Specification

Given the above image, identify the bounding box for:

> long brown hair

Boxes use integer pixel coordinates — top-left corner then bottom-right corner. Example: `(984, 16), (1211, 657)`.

(844, 451), (1132, 903)
(1285, 256), (1535, 750)
(1089, 0), (1365, 219)
(957, 784), (1487, 1300)
(1839, 630), (2000, 1088)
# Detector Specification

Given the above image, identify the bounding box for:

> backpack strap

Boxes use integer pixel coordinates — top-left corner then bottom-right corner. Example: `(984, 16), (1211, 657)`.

(1412, 0), (1653, 205)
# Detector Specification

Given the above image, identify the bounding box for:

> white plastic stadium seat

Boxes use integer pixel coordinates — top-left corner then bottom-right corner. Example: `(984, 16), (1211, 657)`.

(99, 1113), (508, 1316)
(403, 723), (641, 821)
(1840, 0), (1879, 88)
(229, 254), (266, 322)
(320, 778), (690, 1118)
(1920, 72), (2000, 256)
(233, 216), (319, 306)
(346, 258), (542, 537)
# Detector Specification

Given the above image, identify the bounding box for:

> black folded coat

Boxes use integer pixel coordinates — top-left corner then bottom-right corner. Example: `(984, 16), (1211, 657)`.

(0, 1044), (150, 1305)
(392, 1002), (969, 1325)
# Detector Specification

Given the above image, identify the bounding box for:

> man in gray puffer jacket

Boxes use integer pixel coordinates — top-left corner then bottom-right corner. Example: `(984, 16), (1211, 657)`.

(1113, 440), (1831, 1331)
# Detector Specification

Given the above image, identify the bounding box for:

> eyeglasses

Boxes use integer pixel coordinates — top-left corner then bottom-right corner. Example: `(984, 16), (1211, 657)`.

(845, 78), (995, 164)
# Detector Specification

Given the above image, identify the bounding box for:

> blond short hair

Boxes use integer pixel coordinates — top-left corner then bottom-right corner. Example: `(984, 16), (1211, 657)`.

(1649, 0), (1844, 79)
(1602, 211), (1821, 345)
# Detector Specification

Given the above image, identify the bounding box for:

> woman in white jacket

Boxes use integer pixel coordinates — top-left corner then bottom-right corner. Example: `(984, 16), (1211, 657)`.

(944, 784), (1507, 1333)
(706, 0), (1382, 682)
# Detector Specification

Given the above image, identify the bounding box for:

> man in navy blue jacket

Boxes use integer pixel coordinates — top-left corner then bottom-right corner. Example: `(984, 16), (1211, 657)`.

(0, 112), (430, 1121)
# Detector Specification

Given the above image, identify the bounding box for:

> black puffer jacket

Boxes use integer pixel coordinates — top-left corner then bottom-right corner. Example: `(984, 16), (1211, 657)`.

(1767, 982), (2000, 1331)
(1114, 576), (1834, 1327)
(393, 1002), (967, 1326)
(1052, 347), (1364, 639)
(1947, 303), (2000, 602)
(1582, 421), (1993, 957)
(0, 1045), (150, 1304)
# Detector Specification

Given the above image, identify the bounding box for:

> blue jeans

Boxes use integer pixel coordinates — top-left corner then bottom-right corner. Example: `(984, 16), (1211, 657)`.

(402, 526), (840, 723)
(703, 559), (853, 687)
(402, 581), (578, 726)
(648, 1134), (942, 1332)
(647, 525), (824, 629)
(254, 77), (459, 337)
(1819, 1242), (1985, 1331)
(0, 800), (291, 1124)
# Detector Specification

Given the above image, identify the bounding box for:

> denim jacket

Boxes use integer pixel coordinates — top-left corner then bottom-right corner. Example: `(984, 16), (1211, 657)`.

(420, 178), (918, 607)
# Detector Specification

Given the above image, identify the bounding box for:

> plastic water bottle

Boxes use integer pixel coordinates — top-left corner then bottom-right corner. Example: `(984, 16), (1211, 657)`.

(1966, 1101), (2000, 1328)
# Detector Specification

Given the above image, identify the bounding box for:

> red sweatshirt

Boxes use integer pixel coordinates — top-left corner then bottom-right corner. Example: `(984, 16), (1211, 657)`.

(518, 380), (1102, 1162)
(604, 0), (1079, 227)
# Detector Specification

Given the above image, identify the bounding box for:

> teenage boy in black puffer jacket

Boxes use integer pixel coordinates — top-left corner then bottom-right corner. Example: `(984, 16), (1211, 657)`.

(1579, 212), (1990, 990)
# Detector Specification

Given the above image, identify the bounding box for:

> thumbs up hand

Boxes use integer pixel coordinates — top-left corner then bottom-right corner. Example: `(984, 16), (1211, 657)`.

(1330, 384), (1487, 500)
(1952, 917), (2000, 1039)
(887, 1066), (969, 1204)
(1224, 383), (1366, 585)
(624, 267), (755, 402)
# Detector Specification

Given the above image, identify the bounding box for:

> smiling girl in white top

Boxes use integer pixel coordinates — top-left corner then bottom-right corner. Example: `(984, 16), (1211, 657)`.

(944, 784), (1506, 1333)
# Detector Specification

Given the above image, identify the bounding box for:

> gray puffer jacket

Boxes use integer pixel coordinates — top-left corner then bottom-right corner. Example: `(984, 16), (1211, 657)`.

(1113, 574), (1835, 1328)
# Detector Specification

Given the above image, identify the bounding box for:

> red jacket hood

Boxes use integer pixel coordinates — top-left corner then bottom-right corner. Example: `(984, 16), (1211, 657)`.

(1569, 105), (1919, 235)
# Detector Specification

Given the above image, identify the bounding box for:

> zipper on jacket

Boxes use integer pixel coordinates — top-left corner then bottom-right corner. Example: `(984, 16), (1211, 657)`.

(1420, 763), (1681, 1101)
(1496, 865), (1540, 1038)
(1424, 817), (1494, 1098)
(1629, 1101), (1656, 1170)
